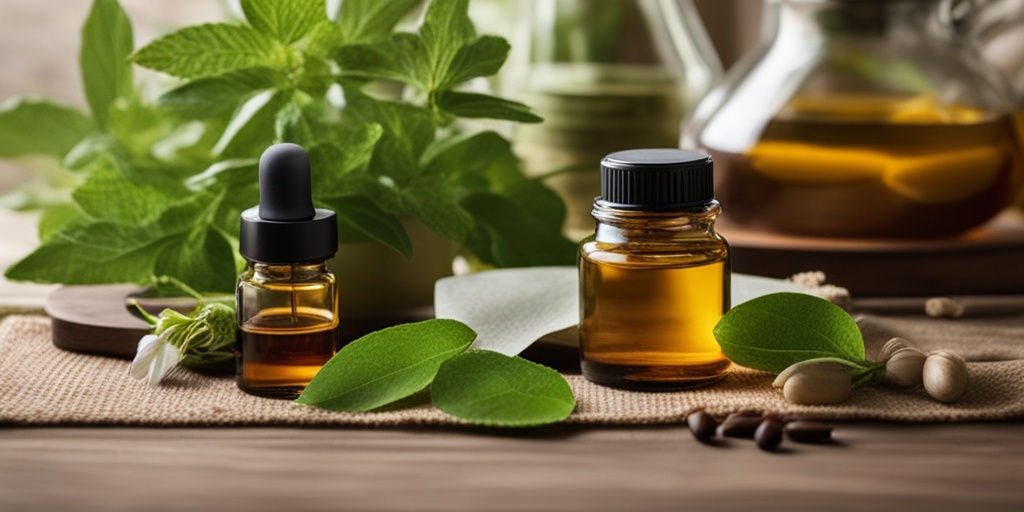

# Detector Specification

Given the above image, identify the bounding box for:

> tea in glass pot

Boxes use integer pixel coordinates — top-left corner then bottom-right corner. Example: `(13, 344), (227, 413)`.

(684, 0), (1024, 238)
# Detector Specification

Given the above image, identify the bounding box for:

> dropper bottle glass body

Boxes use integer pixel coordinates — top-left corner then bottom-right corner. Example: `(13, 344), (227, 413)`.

(579, 149), (731, 390)
(236, 143), (339, 399)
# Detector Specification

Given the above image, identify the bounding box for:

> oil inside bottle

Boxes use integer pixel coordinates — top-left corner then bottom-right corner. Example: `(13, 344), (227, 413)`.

(704, 97), (1024, 237)
(579, 241), (731, 390)
(237, 307), (338, 399)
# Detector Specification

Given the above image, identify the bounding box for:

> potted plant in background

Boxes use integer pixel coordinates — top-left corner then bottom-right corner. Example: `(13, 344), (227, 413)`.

(0, 0), (576, 327)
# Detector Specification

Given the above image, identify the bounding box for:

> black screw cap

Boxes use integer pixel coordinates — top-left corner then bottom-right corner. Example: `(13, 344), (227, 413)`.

(599, 148), (714, 211)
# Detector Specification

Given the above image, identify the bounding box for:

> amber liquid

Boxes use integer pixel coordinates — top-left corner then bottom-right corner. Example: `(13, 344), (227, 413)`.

(706, 106), (1024, 237)
(237, 308), (338, 399)
(579, 242), (731, 390)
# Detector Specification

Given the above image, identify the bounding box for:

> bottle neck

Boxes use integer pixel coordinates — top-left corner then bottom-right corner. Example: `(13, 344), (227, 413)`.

(591, 200), (721, 243)
(247, 262), (329, 281)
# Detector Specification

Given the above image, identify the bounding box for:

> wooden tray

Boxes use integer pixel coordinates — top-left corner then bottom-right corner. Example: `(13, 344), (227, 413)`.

(722, 209), (1024, 296)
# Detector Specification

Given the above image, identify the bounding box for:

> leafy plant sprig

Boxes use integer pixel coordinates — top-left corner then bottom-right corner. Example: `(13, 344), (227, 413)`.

(296, 319), (576, 427)
(2, 0), (577, 294)
(713, 292), (885, 387)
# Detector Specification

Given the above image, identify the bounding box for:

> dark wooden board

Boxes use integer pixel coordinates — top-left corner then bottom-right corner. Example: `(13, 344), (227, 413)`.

(723, 209), (1024, 296)
(44, 285), (150, 359)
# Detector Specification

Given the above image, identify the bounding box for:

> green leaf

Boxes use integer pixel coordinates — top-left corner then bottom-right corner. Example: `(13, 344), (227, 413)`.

(441, 35), (509, 87)
(80, 0), (134, 128)
(212, 89), (287, 157)
(462, 192), (576, 267)
(241, 0), (327, 44)
(337, 0), (419, 44)
(713, 292), (868, 374)
(38, 204), (84, 243)
(419, 0), (475, 90)
(158, 67), (283, 119)
(431, 350), (575, 427)
(133, 23), (282, 79)
(296, 319), (476, 411)
(5, 194), (212, 287)
(0, 96), (94, 158)
(437, 92), (542, 123)
(321, 195), (412, 257)
(72, 156), (170, 224)
(154, 225), (237, 293)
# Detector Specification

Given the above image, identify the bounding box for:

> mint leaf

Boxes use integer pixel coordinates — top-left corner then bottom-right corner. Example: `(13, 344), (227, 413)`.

(713, 292), (868, 374)
(437, 92), (542, 123)
(241, 0), (327, 44)
(337, 0), (419, 44)
(212, 89), (287, 157)
(420, 0), (476, 75)
(296, 319), (476, 411)
(133, 23), (282, 79)
(80, 0), (133, 128)
(154, 225), (237, 294)
(159, 67), (283, 119)
(462, 192), (576, 267)
(441, 35), (509, 87)
(38, 204), (84, 243)
(322, 195), (412, 256)
(431, 350), (575, 427)
(72, 156), (169, 224)
(0, 96), (94, 158)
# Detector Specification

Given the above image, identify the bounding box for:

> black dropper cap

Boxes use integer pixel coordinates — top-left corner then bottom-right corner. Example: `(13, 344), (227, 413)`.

(598, 149), (714, 211)
(239, 143), (338, 264)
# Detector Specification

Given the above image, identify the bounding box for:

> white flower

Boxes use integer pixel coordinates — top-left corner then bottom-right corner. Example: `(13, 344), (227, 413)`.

(128, 330), (182, 387)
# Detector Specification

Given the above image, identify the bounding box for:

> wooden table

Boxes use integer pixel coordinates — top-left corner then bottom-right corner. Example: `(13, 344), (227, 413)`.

(2, 422), (1022, 511)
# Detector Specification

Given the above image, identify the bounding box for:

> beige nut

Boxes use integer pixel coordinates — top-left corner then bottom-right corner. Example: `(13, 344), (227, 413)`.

(778, 361), (852, 405)
(883, 347), (927, 388)
(878, 337), (911, 362)
(923, 351), (969, 403)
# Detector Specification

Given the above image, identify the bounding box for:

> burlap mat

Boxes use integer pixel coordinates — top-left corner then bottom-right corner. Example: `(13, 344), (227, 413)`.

(2, 314), (1023, 427)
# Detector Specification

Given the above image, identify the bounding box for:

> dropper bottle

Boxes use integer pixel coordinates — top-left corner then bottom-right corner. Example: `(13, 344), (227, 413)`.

(236, 143), (339, 399)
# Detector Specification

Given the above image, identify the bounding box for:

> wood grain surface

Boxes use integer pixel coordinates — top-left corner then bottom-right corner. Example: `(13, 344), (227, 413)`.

(1, 423), (1022, 511)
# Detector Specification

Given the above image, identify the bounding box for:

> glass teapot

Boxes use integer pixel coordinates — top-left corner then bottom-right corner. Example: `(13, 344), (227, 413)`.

(684, 0), (1024, 238)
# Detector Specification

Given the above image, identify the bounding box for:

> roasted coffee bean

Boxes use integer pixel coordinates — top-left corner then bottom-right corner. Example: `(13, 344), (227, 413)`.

(784, 421), (834, 443)
(686, 411), (718, 443)
(754, 417), (784, 451)
(718, 414), (764, 439)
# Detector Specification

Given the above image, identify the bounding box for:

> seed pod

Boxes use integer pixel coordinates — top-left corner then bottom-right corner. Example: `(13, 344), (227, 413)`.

(686, 411), (718, 443)
(780, 362), (852, 405)
(785, 421), (833, 443)
(923, 351), (969, 403)
(878, 337), (910, 362)
(882, 347), (927, 388)
(719, 413), (764, 438)
(755, 417), (784, 451)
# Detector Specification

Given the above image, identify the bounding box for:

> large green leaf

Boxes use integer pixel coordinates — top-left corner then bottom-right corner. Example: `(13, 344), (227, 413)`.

(431, 350), (575, 427)
(212, 89), (288, 157)
(713, 292), (868, 374)
(0, 96), (94, 158)
(133, 23), (282, 79)
(80, 0), (134, 128)
(420, 0), (476, 91)
(321, 195), (412, 257)
(440, 35), (509, 88)
(240, 0), (327, 44)
(296, 319), (476, 411)
(154, 225), (237, 293)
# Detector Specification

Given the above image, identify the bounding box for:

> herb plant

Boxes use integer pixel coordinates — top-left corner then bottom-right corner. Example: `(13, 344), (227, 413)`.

(2, 0), (576, 294)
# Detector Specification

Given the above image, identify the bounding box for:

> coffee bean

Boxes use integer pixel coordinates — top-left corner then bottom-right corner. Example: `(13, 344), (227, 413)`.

(719, 414), (763, 439)
(754, 417), (784, 451)
(686, 411), (718, 443)
(784, 421), (833, 443)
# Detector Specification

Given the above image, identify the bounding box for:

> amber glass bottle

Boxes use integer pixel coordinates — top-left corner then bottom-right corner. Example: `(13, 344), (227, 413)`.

(579, 149), (731, 390)
(236, 143), (339, 399)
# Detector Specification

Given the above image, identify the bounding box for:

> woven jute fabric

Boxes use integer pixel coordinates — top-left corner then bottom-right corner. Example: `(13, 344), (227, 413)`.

(2, 314), (1023, 427)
